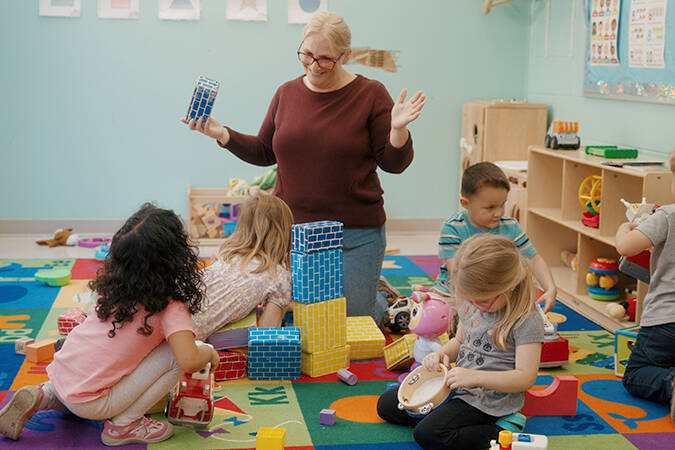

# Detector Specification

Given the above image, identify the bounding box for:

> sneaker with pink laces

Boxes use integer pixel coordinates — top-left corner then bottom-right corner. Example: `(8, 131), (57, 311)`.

(101, 416), (173, 446)
(0, 385), (43, 440)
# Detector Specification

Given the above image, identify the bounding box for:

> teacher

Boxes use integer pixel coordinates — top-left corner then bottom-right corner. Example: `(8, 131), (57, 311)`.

(183, 11), (425, 323)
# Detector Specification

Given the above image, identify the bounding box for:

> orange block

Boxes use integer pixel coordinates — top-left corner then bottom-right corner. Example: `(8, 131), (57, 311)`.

(25, 339), (57, 363)
(522, 375), (578, 416)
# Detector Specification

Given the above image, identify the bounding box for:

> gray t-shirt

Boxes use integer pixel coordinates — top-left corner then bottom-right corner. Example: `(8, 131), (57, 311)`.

(636, 204), (675, 327)
(454, 304), (544, 417)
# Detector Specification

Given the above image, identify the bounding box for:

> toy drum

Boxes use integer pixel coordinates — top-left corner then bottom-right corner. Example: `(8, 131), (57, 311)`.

(397, 365), (452, 416)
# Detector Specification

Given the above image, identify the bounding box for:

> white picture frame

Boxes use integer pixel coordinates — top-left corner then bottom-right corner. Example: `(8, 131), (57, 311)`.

(39, 0), (82, 17)
(288, 0), (327, 24)
(226, 0), (268, 22)
(97, 0), (140, 19)
(159, 0), (201, 21)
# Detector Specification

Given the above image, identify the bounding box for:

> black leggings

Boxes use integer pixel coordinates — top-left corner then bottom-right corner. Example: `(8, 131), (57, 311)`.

(377, 388), (502, 449)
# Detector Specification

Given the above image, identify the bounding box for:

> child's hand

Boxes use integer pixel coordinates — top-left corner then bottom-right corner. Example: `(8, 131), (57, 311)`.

(618, 222), (639, 232)
(423, 351), (449, 372)
(208, 347), (220, 374)
(444, 367), (477, 390)
(537, 288), (557, 313)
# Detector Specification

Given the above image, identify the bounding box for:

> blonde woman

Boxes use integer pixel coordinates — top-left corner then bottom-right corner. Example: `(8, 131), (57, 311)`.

(377, 234), (544, 450)
(192, 193), (294, 340)
(183, 12), (425, 324)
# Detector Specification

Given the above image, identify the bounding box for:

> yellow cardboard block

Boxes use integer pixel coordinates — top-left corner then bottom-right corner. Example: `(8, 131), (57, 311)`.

(301, 344), (350, 377)
(346, 316), (385, 360)
(293, 297), (346, 353)
(383, 333), (449, 370)
(256, 427), (286, 450)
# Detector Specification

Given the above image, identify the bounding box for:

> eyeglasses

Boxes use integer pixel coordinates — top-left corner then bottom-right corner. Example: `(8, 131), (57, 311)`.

(297, 49), (344, 71)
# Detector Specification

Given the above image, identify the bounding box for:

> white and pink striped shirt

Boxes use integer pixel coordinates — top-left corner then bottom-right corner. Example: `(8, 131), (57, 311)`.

(192, 255), (292, 340)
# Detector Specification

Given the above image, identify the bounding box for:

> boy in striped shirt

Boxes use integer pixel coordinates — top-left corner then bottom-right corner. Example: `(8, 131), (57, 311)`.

(433, 162), (557, 312)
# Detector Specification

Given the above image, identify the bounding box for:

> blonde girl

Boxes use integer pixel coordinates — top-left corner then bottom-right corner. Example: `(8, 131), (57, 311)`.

(377, 234), (544, 450)
(192, 193), (294, 340)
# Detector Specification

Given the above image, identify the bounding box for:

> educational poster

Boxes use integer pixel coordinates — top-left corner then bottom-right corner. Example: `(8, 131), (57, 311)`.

(97, 0), (139, 19)
(288, 0), (327, 24)
(39, 0), (81, 17)
(226, 0), (268, 21)
(158, 0), (200, 21)
(629, 0), (667, 68)
(590, 0), (621, 65)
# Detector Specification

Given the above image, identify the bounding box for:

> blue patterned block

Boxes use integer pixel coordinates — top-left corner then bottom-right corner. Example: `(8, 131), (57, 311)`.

(292, 221), (343, 254)
(247, 327), (301, 380)
(291, 248), (343, 303)
(186, 75), (219, 124)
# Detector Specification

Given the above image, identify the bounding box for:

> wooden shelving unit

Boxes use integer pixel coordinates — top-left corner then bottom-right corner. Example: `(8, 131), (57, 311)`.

(526, 145), (674, 332)
(187, 186), (248, 246)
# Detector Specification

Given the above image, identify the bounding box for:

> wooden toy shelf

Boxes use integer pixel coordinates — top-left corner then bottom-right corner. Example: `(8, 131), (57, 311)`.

(187, 186), (248, 246)
(526, 145), (674, 332)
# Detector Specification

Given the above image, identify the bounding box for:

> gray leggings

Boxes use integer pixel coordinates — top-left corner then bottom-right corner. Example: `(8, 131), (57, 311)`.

(46, 342), (181, 426)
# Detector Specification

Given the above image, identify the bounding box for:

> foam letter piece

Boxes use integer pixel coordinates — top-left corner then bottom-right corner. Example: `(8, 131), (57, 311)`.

(521, 375), (578, 416)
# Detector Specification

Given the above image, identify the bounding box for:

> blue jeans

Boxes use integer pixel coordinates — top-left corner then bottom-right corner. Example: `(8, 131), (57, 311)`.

(342, 226), (387, 323)
(623, 322), (675, 405)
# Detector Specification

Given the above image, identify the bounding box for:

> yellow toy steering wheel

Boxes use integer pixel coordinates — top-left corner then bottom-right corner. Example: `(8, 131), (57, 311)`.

(579, 175), (602, 215)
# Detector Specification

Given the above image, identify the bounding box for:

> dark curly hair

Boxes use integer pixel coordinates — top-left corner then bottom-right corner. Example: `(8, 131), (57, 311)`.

(88, 203), (204, 338)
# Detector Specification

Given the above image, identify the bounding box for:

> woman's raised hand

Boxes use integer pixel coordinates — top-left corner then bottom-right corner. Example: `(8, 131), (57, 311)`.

(391, 88), (426, 131)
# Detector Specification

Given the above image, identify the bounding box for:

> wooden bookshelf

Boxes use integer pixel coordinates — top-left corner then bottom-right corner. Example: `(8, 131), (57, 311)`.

(187, 186), (248, 246)
(526, 146), (673, 332)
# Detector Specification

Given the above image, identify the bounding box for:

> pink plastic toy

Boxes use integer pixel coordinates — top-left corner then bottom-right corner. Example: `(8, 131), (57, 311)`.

(78, 237), (111, 248)
(408, 291), (453, 363)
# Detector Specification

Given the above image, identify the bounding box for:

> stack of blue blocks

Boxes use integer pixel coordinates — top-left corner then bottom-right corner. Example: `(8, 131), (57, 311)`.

(291, 221), (344, 304)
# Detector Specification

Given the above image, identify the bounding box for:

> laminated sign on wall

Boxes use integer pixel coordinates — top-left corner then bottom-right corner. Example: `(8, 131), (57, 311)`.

(159, 0), (200, 21)
(590, 0), (621, 65)
(39, 0), (81, 17)
(288, 0), (327, 24)
(98, 0), (139, 19)
(227, 0), (268, 21)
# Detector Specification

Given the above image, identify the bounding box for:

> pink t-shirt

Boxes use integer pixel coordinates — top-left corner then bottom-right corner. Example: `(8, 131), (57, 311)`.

(47, 300), (193, 403)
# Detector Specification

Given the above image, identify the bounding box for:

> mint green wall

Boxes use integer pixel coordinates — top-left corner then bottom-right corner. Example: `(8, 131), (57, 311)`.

(0, 1), (530, 220)
(527, 0), (675, 158)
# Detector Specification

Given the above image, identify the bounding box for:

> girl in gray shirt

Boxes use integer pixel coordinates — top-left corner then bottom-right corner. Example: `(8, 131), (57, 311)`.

(377, 234), (544, 449)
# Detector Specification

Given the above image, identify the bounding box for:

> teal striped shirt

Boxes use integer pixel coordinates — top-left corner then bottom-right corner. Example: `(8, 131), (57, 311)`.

(434, 209), (536, 293)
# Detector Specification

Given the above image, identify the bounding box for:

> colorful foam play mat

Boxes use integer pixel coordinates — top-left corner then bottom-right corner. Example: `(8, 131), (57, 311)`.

(1, 256), (673, 449)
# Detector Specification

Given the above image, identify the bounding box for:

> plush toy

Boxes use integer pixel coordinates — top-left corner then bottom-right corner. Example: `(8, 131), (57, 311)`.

(605, 296), (637, 322)
(36, 229), (79, 247)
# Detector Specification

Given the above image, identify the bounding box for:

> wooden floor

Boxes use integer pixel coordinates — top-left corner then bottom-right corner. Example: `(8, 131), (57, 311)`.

(0, 231), (440, 259)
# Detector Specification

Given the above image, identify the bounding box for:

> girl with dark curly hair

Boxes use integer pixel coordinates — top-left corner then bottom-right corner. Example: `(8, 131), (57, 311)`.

(193, 192), (294, 340)
(0, 203), (220, 446)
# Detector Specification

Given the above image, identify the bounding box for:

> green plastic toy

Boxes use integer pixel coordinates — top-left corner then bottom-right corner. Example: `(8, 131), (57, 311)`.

(585, 145), (638, 159)
(35, 269), (71, 287)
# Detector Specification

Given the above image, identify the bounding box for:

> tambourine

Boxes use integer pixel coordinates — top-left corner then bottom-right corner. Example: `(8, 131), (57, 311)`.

(397, 364), (453, 416)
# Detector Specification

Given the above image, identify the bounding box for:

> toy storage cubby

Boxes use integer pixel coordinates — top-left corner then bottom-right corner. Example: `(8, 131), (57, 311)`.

(187, 185), (248, 246)
(527, 145), (674, 332)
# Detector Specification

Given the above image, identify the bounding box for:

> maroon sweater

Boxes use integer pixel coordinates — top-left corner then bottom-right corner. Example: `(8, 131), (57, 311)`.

(221, 75), (414, 228)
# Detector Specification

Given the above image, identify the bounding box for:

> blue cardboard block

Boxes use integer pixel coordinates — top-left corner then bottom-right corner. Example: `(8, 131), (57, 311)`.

(186, 75), (219, 124)
(292, 221), (343, 254)
(248, 327), (301, 380)
(291, 248), (343, 303)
